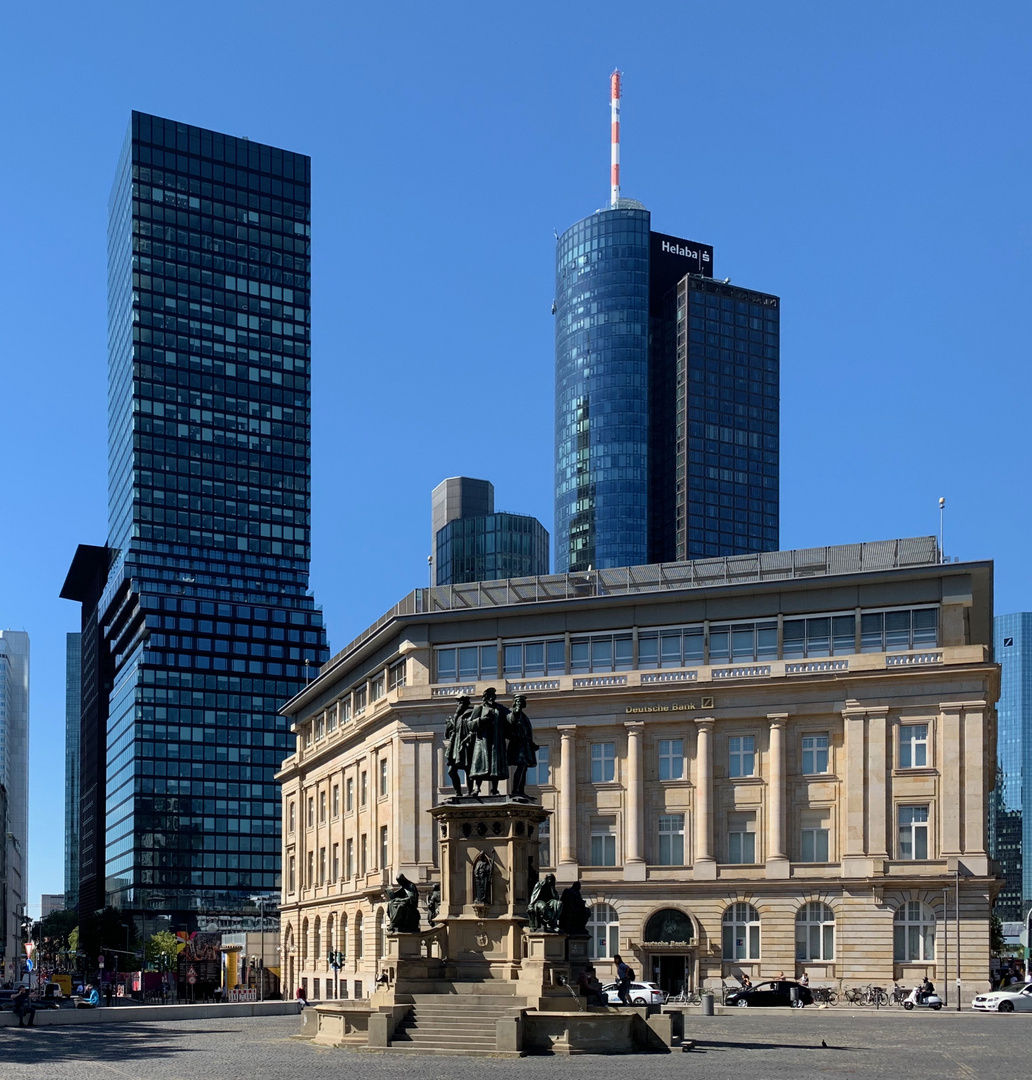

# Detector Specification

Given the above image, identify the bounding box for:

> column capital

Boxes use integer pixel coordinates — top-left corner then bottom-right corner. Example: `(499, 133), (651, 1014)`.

(624, 721), (645, 734)
(694, 716), (716, 731)
(557, 724), (578, 734)
(767, 713), (788, 728)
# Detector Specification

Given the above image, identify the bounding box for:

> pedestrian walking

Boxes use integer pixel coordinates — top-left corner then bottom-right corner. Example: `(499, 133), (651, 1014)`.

(613, 954), (634, 1006)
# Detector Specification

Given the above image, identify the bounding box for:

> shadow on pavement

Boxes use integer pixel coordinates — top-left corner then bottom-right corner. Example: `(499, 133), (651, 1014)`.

(690, 1038), (862, 1053)
(0, 1023), (243, 1065)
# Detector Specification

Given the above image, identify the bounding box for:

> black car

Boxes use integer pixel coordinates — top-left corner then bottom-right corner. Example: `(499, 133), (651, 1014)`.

(725, 980), (813, 1008)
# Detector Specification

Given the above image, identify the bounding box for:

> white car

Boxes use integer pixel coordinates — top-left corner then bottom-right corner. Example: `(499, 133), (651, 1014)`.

(971, 982), (1032, 1012)
(601, 980), (664, 1006)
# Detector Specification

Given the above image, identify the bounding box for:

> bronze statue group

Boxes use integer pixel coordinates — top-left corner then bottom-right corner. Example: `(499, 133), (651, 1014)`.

(445, 688), (538, 799)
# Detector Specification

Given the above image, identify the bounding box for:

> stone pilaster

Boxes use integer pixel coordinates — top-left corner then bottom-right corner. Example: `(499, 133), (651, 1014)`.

(766, 714), (789, 877)
(694, 717), (716, 879)
(624, 722), (646, 880)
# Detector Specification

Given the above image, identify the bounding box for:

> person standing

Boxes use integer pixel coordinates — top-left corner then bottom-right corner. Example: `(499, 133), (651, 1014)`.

(613, 954), (634, 1006)
(12, 986), (35, 1026)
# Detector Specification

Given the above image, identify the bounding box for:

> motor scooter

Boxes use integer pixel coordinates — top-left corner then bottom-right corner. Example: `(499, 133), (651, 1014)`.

(902, 986), (943, 1011)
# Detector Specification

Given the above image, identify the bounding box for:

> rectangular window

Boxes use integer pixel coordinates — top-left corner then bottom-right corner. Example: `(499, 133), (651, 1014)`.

(899, 724), (928, 769)
(435, 644), (498, 683)
(288, 801), (296, 833)
(319, 790), (326, 823)
(288, 855), (296, 893)
(728, 735), (755, 777)
(590, 829), (617, 866)
(346, 777), (354, 812)
(380, 825), (389, 869)
(332, 785), (340, 817)
(340, 698), (352, 724)
(727, 813), (757, 863)
(658, 814), (685, 865)
(319, 846), (326, 884)
(389, 661), (406, 690)
(315, 715), (325, 740)
(327, 705), (338, 732)
(801, 734), (829, 774)
(345, 838), (353, 879)
(306, 851), (313, 888)
(307, 797), (314, 828)
(659, 739), (684, 780)
(538, 820), (551, 867)
(361, 771), (368, 805)
(571, 634), (633, 674)
(353, 686), (367, 715)
(502, 639), (566, 678)
(331, 843), (339, 881)
(590, 742), (616, 783)
(379, 758), (388, 797)
(898, 805), (929, 859)
(800, 827), (830, 862)
(360, 834), (368, 876)
(526, 744), (550, 787)
(371, 673), (385, 701)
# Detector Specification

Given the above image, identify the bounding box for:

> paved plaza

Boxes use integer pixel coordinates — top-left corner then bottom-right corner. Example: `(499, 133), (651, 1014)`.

(0, 1010), (1023, 1079)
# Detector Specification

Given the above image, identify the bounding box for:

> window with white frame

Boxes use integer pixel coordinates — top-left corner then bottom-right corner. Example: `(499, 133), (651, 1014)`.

(319, 790), (326, 823)
(637, 626), (704, 669)
(354, 686), (367, 715)
(801, 733), (829, 774)
(590, 823), (617, 866)
(435, 644), (499, 683)
(796, 902), (835, 960)
(728, 735), (755, 777)
(389, 660), (406, 690)
(327, 706), (337, 733)
(379, 757), (389, 797)
(526, 744), (550, 787)
(898, 805), (929, 859)
(307, 797), (314, 828)
(288, 855), (296, 893)
(288, 801), (296, 833)
(345, 838), (353, 879)
(571, 633), (633, 674)
(800, 822), (830, 862)
(315, 715), (325, 740)
(709, 621), (778, 664)
(332, 784), (339, 817)
(319, 846), (326, 885)
(658, 814), (685, 865)
(722, 902), (760, 960)
(659, 738), (684, 780)
(380, 825), (389, 869)
(587, 904), (620, 960)
(899, 724), (929, 769)
(591, 742), (616, 783)
(331, 843), (339, 882)
(340, 698), (352, 724)
(894, 900), (935, 961)
(537, 820), (551, 867)
(727, 812), (757, 864)
(503, 639), (566, 678)
(371, 673), (385, 702)
(346, 777), (354, 812)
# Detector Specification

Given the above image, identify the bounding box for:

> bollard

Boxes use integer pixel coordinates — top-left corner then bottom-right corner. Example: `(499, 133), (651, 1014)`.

(700, 992), (714, 1016)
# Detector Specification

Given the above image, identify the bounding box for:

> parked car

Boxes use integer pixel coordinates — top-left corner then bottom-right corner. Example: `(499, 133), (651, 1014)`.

(725, 980), (814, 1008)
(600, 980), (665, 1006)
(972, 983), (1032, 1012)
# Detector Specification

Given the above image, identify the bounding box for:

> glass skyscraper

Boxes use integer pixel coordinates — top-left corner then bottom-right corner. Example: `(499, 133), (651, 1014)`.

(64, 632), (81, 911)
(63, 113), (328, 925)
(554, 204), (779, 573)
(992, 612), (1032, 921)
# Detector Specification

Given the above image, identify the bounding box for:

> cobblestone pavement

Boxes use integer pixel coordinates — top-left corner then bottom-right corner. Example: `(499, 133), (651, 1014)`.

(0, 1009), (1021, 1079)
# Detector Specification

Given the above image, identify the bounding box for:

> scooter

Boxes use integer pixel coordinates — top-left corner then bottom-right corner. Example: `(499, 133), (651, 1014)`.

(902, 987), (943, 1010)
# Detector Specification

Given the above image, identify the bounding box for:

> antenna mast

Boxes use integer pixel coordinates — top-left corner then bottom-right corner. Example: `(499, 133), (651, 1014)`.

(610, 69), (621, 207)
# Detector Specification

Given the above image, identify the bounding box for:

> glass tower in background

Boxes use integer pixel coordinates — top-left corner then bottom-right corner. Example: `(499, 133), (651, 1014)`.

(992, 612), (1032, 921)
(64, 113), (328, 925)
(64, 632), (81, 911)
(0, 630), (28, 981)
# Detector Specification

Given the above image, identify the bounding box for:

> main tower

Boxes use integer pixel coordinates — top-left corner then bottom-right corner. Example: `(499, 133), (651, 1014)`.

(554, 74), (779, 573)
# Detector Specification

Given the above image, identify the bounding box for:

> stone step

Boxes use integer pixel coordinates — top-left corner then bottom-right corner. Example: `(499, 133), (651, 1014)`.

(410, 1006), (517, 1017)
(399, 1023), (501, 1038)
(379, 1045), (521, 1057)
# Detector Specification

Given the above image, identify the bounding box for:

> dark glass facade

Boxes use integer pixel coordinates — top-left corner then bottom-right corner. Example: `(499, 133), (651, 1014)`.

(435, 512), (550, 586)
(554, 203), (779, 572)
(554, 207), (651, 573)
(992, 612), (1032, 921)
(64, 632), (82, 910)
(72, 113), (329, 921)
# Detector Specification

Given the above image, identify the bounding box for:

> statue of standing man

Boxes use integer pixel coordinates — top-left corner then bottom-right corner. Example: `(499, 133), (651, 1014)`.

(506, 694), (539, 799)
(468, 687), (509, 796)
(444, 695), (474, 798)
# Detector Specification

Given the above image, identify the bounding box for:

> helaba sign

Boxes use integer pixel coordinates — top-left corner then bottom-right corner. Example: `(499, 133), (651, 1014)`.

(650, 231), (714, 283)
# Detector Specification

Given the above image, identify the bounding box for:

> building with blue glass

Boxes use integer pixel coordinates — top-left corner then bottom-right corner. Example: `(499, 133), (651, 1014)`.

(62, 112), (328, 928)
(554, 206), (779, 573)
(992, 612), (1032, 921)
(432, 477), (549, 586)
(64, 632), (81, 911)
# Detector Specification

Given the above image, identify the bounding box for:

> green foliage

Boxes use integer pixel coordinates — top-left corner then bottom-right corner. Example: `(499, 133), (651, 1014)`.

(990, 912), (1006, 956)
(146, 930), (183, 971)
(68, 926), (80, 953)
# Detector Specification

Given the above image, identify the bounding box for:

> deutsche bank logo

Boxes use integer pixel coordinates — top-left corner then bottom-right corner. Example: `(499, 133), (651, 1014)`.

(661, 240), (711, 262)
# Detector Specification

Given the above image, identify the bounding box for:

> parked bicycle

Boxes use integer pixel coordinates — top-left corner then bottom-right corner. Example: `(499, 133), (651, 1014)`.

(666, 986), (702, 1005)
(810, 986), (838, 1006)
(890, 982), (910, 1006)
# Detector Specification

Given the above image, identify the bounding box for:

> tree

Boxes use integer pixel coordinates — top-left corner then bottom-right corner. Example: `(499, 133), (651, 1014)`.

(32, 909), (78, 969)
(990, 912), (1006, 956)
(146, 930), (182, 972)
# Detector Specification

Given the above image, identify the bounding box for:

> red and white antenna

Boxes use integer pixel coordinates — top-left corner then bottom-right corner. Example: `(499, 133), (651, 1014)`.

(610, 69), (621, 207)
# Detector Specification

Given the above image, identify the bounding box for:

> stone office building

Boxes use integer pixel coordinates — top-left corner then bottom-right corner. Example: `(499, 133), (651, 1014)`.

(277, 538), (999, 1001)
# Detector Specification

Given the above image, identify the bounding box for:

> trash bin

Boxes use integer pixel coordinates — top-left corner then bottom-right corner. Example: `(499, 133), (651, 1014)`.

(701, 992), (714, 1016)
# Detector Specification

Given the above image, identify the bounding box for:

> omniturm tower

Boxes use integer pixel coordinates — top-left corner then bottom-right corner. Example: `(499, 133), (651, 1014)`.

(554, 77), (779, 573)
(62, 112), (328, 925)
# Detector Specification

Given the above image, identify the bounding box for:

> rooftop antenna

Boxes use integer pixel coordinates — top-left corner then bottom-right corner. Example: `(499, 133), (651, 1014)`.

(610, 69), (621, 207)
(938, 497), (945, 563)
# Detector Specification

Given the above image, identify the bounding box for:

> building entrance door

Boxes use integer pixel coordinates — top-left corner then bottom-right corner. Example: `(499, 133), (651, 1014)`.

(652, 955), (688, 998)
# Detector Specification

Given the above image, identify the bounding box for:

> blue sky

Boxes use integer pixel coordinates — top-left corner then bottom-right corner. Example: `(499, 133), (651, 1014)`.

(1, 2), (1029, 913)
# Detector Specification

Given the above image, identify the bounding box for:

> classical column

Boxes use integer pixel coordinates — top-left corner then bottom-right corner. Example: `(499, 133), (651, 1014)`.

(841, 704), (868, 876)
(557, 725), (578, 877)
(694, 718), (716, 879)
(624, 722), (646, 880)
(766, 714), (789, 876)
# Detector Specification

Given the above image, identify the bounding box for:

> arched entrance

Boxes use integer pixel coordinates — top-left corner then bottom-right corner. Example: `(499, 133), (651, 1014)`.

(643, 908), (696, 997)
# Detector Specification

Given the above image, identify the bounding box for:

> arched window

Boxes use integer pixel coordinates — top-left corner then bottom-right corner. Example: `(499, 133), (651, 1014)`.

(795, 902), (834, 960)
(376, 907), (387, 958)
(301, 918), (309, 964)
(340, 913), (348, 960)
(587, 904), (619, 960)
(644, 909), (694, 945)
(894, 901), (935, 961)
(355, 912), (364, 960)
(722, 903), (760, 960)
(314, 916), (322, 965)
